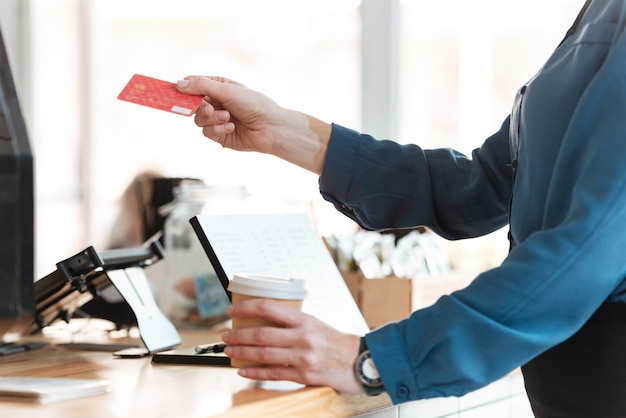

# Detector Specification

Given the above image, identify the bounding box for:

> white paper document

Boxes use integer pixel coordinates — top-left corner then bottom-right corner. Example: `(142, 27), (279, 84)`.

(0, 377), (111, 404)
(191, 213), (369, 335)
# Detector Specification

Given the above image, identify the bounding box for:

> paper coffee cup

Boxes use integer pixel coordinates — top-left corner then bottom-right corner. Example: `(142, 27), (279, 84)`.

(227, 273), (307, 367)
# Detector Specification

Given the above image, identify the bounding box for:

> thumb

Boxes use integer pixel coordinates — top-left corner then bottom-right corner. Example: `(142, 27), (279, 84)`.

(176, 76), (239, 102)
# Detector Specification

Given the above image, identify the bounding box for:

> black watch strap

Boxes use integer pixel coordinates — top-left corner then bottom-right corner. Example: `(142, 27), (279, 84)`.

(359, 336), (368, 353)
(355, 337), (385, 396)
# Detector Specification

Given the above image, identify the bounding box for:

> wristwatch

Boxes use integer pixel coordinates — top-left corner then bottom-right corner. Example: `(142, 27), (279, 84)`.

(354, 337), (385, 396)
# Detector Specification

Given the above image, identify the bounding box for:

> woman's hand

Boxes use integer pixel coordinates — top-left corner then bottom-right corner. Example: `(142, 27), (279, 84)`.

(221, 298), (365, 395)
(177, 76), (331, 174)
(177, 76), (285, 154)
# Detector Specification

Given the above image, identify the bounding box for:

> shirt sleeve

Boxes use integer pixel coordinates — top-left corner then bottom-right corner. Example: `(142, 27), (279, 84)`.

(319, 118), (514, 240)
(323, 28), (626, 404)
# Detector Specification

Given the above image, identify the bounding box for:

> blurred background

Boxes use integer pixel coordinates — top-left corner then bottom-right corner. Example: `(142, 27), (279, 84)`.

(0, 0), (583, 280)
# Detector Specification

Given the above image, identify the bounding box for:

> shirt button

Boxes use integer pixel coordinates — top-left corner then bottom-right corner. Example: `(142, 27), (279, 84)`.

(396, 385), (410, 398)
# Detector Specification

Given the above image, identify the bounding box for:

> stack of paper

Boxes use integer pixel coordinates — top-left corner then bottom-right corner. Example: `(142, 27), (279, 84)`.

(0, 377), (111, 404)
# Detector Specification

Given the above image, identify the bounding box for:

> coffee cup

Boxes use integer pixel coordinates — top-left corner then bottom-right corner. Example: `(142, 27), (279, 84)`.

(227, 273), (307, 367)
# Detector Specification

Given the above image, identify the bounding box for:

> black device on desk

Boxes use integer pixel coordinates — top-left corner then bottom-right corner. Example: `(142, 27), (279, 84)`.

(29, 240), (182, 356)
(30, 241), (164, 332)
(0, 22), (36, 342)
(152, 344), (231, 367)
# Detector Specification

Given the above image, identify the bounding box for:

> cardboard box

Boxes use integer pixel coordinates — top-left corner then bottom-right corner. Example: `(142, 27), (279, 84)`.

(343, 271), (473, 330)
(342, 272), (412, 329)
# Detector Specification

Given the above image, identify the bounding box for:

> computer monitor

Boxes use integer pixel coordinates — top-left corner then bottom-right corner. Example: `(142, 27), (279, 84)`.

(0, 24), (35, 341)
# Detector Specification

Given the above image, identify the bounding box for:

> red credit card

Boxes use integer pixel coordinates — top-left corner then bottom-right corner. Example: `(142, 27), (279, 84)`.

(117, 74), (204, 116)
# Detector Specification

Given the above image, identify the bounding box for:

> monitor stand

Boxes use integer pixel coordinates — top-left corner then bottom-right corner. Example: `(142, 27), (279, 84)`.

(107, 267), (181, 354)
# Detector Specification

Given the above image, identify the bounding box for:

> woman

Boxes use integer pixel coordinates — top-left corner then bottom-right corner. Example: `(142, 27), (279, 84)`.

(177, 0), (626, 415)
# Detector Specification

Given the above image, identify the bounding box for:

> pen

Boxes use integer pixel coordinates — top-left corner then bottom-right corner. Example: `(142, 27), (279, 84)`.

(194, 343), (227, 354)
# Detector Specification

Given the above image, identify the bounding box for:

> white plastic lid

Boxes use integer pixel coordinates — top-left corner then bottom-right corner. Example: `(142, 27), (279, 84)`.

(228, 274), (307, 300)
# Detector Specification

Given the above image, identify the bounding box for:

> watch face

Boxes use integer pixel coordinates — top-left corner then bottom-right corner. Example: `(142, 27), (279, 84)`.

(362, 357), (380, 380)
(357, 351), (382, 387)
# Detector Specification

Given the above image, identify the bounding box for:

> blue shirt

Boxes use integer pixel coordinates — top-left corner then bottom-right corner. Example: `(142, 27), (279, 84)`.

(319, 0), (626, 404)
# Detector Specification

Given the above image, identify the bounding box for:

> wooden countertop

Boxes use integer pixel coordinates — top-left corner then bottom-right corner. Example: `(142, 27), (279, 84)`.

(0, 320), (391, 417)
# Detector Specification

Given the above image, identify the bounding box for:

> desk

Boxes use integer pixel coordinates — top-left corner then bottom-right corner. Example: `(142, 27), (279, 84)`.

(0, 322), (391, 418)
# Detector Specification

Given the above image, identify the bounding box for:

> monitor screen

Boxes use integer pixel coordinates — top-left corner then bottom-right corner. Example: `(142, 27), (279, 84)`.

(0, 23), (35, 341)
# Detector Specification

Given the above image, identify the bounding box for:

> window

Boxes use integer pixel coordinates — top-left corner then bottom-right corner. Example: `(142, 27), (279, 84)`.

(398, 0), (583, 271)
(21, 0), (583, 277)
(28, 0), (361, 275)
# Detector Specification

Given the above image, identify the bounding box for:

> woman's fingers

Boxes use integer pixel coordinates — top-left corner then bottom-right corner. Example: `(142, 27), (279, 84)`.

(226, 298), (307, 328)
(223, 324), (311, 349)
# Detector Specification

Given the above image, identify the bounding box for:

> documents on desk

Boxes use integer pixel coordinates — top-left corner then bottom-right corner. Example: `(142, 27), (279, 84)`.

(0, 377), (111, 404)
(191, 212), (370, 335)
